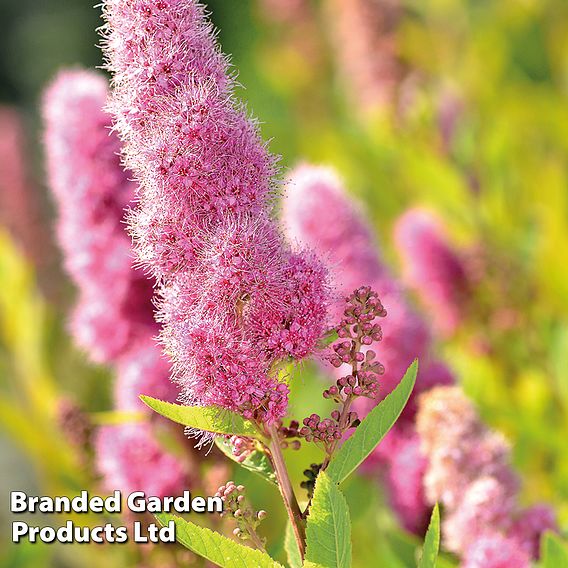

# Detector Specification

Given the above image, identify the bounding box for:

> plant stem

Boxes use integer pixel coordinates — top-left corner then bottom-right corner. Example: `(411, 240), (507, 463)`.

(321, 338), (361, 470)
(268, 425), (306, 560)
(248, 527), (267, 553)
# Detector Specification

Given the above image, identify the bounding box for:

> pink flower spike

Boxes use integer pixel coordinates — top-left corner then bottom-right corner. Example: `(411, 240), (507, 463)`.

(101, 1), (331, 423)
(43, 69), (156, 365)
(394, 207), (469, 336)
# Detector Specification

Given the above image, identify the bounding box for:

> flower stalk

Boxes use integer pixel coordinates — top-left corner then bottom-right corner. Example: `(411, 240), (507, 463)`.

(268, 425), (306, 560)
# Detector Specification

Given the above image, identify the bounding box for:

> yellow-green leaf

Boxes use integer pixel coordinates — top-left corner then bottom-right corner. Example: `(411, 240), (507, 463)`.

(305, 471), (352, 568)
(140, 396), (261, 439)
(155, 513), (283, 568)
(418, 504), (440, 568)
(327, 360), (418, 484)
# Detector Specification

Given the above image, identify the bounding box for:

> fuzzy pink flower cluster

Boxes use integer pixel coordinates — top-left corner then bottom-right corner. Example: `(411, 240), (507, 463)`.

(43, 70), (155, 364)
(394, 208), (469, 336)
(417, 387), (557, 565)
(43, 70), (185, 497)
(282, 164), (453, 533)
(101, 0), (329, 423)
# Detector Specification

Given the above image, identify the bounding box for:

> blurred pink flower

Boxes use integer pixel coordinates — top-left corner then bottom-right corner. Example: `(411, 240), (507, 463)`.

(96, 424), (187, 497)
(394, 208), (469, 336)
(383, 432), (429, 534)
(508, 504), (557, 559)
(43, 69), (186, 498)
(114, 338), (178, 412)
(282, 164), (452, 406)
(43, 69), (155, 365)
(258, 0), (308, 24)
(417, 386), (556, 560)
(463, 533), (531, 568)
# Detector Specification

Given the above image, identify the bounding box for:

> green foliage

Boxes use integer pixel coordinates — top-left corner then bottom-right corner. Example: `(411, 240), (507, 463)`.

(327, 361), (418, 484)
(305, 471), (352, 568)
(154, 513), (283, 568)
(541, 531), (568, 567)
(418, 505), (440, 568)
(215, 437), (277, 485)
(140, 395), (263, 439)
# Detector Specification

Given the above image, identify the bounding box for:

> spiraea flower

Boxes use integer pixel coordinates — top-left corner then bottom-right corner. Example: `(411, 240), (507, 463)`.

(43, 70), (155, 364)
(394, 208), (469, 336)
(416, 386), (556, 560)
(101, 0), (275, 278)
(102, 0), (330, 423)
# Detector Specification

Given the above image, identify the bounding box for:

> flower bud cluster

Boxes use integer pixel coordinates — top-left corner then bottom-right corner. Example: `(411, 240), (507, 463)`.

(56, 398), (93, 454)
(215, 482), (267, 544)
(300, 287), (384, 459)
(329, 286), (386, 397)
(227, 436), (257, 464)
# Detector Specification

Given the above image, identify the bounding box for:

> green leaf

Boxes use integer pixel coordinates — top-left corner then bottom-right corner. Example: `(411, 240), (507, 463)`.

(305, 471), (352, 568)
(326, 360), (418, 484)
(155, 513), (283, 568)
(140, 396), (262, 439)
(214, 437), (277, 485)
(418, 504), (440, 568)
(284, 521), (302, 568)
(541, 531), (568, 567)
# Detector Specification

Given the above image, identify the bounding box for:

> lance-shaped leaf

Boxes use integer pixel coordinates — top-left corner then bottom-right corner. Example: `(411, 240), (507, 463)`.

(155, 513), (283, 568)
(305, 471), (352, 568)
(215, 437), (277, 485)
(418, 504), (440, 568)
(140, 396), (262, 439)
(326, 360), (418, 484)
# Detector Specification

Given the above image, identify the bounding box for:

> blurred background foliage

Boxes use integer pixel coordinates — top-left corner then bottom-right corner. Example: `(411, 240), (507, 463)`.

(1, 0), (567, 566)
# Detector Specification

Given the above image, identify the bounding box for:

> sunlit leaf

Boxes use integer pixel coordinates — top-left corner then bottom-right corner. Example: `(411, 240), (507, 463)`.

(140, 396), (262, 439)
(327, 360), (418, 484)
(418, 504), (440, 568)
(155, 513), (283, 568)
(305, 471), (352, 568)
